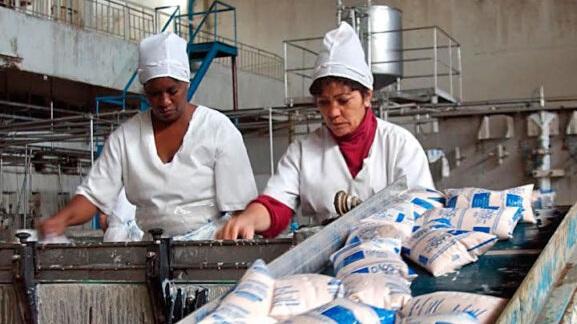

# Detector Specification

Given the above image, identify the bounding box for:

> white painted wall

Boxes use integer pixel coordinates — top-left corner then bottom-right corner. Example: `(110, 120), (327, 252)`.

(0, 6), (284, 110)
(0, 6), (139, 92)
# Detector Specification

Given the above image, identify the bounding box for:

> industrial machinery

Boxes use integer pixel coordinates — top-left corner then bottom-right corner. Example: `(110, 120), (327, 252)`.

(0, 230), (292, 324)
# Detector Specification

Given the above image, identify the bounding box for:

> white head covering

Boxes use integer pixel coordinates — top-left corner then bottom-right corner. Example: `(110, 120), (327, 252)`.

(311, 22), (373, 90)
(138, 32), (190, 84)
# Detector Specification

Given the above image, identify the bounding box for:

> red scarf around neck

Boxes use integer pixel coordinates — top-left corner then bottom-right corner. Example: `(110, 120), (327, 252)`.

(331, 107), (377, 178)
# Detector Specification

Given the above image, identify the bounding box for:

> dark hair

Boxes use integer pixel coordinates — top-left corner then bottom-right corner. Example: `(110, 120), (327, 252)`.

(309, 76), (370, 98)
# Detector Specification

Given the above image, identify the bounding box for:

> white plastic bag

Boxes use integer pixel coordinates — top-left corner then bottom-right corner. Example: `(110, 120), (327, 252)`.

(103, 219), (144, 242)
(401, 188), (446, 215)
(200, 259), (275, 323)
(402, 220), (497, 276)
(363, 201), (416, 239)
(416, 207), (523, 240)
(331, 241), (402, 274)
(346, 222), (406, 247)
(364, 188), (445, 238)
(269, 274), (344, 319)
(444, 184), (535, 224)
(342, 273), (412, 310)
(173, 214), (232, 241)
(400, 291), (507, 324)
(335, 251), (416, 281)
(282, 298), (396, 324)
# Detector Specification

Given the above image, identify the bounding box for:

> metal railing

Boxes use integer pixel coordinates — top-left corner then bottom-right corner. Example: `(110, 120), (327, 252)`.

(0, 0), (283, 80)
(283, 25), (463, 103)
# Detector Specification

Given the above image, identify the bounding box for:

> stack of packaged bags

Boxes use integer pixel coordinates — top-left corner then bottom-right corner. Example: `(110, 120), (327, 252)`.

(199, 184), (535, 323)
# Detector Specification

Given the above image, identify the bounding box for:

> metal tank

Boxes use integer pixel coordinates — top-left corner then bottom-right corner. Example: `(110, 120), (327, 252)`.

(368, 5), (403, 89)
(342, 5), (403, 89)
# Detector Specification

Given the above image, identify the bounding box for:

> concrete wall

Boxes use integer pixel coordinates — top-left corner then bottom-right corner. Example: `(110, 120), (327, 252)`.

(0, 6), (284, 110)
(0, 6), (139, 92)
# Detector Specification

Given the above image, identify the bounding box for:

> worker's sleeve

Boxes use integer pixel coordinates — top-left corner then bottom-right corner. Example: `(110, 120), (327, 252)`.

(253, 194), (294, 238)
(262, 141), (302, 211)
(75, 130), (124, 215)
(393, 131), (435, 190)
(214, 119), (258, 211)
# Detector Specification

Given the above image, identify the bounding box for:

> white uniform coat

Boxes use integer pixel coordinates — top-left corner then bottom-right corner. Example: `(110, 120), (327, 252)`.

(263, 118), (434, 224)
(77, 106), (257, 236)
(103, 188), (143, 242)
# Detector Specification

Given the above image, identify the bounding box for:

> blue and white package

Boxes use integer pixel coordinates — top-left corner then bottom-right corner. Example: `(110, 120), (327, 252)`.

(402, 220), (497, 276)
(400, 291), (507, 324)
(364, 189), (445, 238)
(343, 273), (412, 310)
(363, 201), (416, 239)
(402, 312), (479, 324)
(331, 241), (402, 274)
(200, 259), (275, 323)
(401, 188), (446, 215)
(346, 222), (406, 248)
(335, 250), (416, 281)
(444, 184), (535, 224)
(282, 298), (396, 324)
(269, 274), (344, 319)
(416, 207), (523, 240)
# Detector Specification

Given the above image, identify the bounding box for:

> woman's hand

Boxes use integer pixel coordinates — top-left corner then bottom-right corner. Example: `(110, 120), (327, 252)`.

(216, 213), (257, 239)
(216, 203), (272, 240)
(99, 213), (109, 232)
(37, 215), (69, 237)
(37, 195), (98, 238)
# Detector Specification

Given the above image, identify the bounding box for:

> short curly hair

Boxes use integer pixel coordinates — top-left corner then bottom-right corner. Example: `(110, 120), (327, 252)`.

(309, 76), (371, 98)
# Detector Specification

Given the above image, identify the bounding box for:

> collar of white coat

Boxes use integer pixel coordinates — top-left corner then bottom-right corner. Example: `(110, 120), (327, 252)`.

(312, 22), (373, 90)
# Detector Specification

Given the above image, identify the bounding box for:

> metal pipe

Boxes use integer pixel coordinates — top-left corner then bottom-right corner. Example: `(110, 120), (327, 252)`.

(89, 114), (95, 167)
(283, 41), (289, 103)
(27, 146), (32, 226)
(232, 56), (238, 111)
(284, 41), (319, 56)
(284, 36), (324, 43)
(0, 157), (3, 206)
(433, 27), (438, 92)
(366, 0), (372, 72)
(449, 39), (453, 97)
(458, 47), (463, 101)
(268, 107), (274, 176)
(337, 0), (343, 24)
(0, 99), (83, 116)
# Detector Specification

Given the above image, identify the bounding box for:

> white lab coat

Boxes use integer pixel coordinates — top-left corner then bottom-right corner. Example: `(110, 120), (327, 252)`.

(263, 118), (434, 224)
(103, 188), (143, 242)
(77, 106), (257, 236)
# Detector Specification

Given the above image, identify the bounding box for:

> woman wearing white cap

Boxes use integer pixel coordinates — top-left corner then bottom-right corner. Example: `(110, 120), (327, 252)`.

(39, 32), (257, 239)
(218, 22), (433, 239)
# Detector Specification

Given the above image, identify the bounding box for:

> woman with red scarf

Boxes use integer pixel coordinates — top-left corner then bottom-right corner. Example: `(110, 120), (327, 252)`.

(218, 22), (433, 239)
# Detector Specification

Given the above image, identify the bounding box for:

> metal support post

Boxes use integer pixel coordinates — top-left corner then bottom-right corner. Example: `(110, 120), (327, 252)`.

(458, 47), (463, 101)
(283, 41), (289, 103)
(13, 232), (38, 324)
(366, 0), (372, 71)
(231, 56), (238, 111)
(449, 39), (453, 98)
(336, 0), (343, 24)
(433, 27), (438, 92)
(269, 107), (274, 176)
(146, 228), (173, 324)
(89, 114), (98, 229)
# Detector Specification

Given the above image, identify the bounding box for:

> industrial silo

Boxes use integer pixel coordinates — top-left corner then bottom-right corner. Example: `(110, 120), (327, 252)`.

(342, 5), (403, 90)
